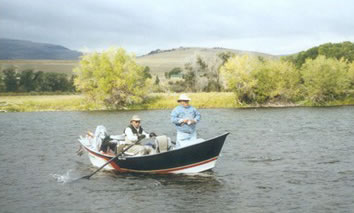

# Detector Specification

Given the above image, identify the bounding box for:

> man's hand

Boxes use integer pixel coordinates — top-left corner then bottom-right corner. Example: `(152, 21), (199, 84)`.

(149, 132), (157, 137)
(138, 135), (146, 141)
(186, 119), (196, 125)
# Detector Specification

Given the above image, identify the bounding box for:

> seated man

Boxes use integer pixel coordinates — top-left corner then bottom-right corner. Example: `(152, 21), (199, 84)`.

(121, 115), (157, 156)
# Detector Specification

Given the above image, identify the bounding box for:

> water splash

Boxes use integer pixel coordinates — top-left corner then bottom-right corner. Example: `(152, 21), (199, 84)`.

(51, 170), (73, 184)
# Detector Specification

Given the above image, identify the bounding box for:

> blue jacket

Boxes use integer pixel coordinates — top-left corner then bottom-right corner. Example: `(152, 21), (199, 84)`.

(171, 105), (201, 134)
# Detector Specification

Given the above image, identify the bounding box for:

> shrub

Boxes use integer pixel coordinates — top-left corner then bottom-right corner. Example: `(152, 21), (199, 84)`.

(74, 48), (152, 109)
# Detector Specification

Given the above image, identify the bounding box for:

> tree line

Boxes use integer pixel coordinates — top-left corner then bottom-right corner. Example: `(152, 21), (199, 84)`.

(73, 46), (354, 108)
(0, 68), (75, 93)
(282, 41), (354, 68)
(220, 54), (354, 105)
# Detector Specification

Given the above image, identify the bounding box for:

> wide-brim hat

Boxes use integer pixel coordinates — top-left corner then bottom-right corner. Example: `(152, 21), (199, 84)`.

(177, 94), (191, 102)
(130, 115), (141, 121)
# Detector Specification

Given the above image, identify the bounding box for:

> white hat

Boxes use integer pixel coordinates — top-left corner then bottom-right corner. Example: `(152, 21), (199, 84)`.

(177, 94), (191, 102)
(130, 115), (141, 121)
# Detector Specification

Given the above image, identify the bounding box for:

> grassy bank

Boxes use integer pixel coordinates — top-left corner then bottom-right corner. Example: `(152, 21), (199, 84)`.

(131, 93), (238, 110)
(0, 95), (85, 112)
(1, 93), (353, 112)
(0, 93), (237, 112)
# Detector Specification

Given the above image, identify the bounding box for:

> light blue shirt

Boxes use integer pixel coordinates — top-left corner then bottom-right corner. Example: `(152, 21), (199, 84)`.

(171, 105), (201, 134)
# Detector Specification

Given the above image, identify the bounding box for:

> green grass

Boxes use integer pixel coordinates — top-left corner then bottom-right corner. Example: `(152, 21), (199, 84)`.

(0, 93), (238, 112)
(1, 92), (353, 112)
(130, 92), (238, 110)
(0, 95), (86, 112)
(0, 60), (78, 74)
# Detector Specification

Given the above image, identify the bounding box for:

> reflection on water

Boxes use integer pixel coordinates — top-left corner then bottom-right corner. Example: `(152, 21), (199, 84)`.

(1, 107), (354, 212)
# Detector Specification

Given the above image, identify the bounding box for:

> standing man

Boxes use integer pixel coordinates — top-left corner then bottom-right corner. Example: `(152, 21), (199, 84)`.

(171, 94), (201, 147)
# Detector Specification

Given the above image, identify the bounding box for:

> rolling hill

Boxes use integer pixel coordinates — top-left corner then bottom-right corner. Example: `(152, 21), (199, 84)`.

(136, 47), (277, 76)
(0, 39), (277, 75)
(0, 38), (82, 60)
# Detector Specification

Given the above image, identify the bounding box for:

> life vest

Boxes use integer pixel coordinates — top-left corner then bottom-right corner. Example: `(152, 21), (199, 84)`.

(124, 125), (144, 136)
(123, 125), (146, 144)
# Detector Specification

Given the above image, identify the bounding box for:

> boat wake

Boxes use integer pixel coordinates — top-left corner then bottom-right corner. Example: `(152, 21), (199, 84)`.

(51, 170), (73, 184)
(184, 172), (214, 177)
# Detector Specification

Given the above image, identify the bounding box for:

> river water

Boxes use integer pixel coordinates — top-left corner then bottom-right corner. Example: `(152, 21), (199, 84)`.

(0, 107), (354, 213)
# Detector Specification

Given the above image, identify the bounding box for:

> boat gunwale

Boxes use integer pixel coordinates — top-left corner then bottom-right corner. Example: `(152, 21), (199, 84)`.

(79, 132), (230, 159)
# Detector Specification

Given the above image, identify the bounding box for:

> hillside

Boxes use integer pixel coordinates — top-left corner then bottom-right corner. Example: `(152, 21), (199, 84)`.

(0, 43), (277, 75)
(0, 38), (82, 60)
(282, 41), (354, 68)
(136, 47), (277, 76)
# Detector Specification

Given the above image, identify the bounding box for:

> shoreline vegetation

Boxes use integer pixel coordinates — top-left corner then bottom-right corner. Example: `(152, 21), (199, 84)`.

(1, 92), (354, 112)
(2, 43), (354, 112)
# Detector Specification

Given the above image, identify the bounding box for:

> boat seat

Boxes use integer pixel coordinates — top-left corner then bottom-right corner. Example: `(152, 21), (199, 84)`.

(155, 135), (172, 153)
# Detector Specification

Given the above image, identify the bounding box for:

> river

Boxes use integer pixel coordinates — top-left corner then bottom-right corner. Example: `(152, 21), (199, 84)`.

(0, 107), (353, 213)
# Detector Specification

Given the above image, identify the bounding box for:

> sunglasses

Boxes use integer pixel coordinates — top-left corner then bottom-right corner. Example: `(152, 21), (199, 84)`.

(133, 120), (140, 123)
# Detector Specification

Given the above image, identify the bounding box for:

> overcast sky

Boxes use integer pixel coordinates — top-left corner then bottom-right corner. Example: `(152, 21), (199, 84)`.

(1, 0), (354, 55)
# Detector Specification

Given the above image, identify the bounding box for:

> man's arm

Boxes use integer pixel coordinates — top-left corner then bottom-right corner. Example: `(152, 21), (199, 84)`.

(171, 107), (184, 125)
(141, 129), (150, 139)
(193, 108), (201, 123)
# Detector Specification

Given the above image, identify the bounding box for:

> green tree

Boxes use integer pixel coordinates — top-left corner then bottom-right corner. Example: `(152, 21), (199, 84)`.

(168, 80), (186, 93)
(39, 72), (67, 92)
(74, 48), (152, 108)
(0, 70), (5, 92)
(32, 71), (46, 91)
(283, 41), (354, 68)
(155, 75), (160, 85)
(197, 56), (208, 70)
(18, 69), (36, 92)
(301, 55), (350, 104)
(3, 68), (18, 92)
(167, 67), (182, 78)
(218, 52), (235, 65)
(56, 73), (71, 91)
(348, 62), (354, 90)
(68, 74), (76, 92)
(182, 65), (197, 92)
(143, 66), (152, 79)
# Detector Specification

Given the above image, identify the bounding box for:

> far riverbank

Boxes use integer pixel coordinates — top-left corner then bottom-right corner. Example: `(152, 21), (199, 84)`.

(1, 92), (354, 112)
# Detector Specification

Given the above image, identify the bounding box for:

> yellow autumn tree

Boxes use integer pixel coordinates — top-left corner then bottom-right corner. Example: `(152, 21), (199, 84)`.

(74, 48), (152, 109)
(220, 55), (302, 105)
(301, 56), (349, 104)
(220, 55), (259, 104)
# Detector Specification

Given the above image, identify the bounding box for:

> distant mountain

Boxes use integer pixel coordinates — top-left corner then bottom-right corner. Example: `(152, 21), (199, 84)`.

(0, 38), (82, 60)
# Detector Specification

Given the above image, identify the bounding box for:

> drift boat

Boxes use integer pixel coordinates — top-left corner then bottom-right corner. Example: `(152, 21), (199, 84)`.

(78, 131), (229, 174)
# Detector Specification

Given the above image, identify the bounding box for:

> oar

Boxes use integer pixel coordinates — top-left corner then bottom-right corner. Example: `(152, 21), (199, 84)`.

(74, 141), (140, 181)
